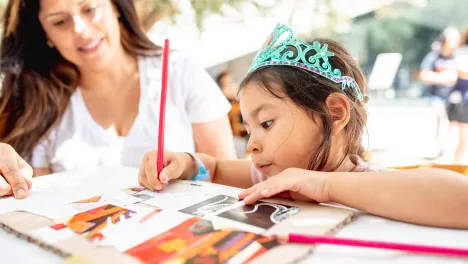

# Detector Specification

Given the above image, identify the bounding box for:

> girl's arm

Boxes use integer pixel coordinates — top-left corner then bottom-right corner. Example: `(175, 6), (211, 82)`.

(192, 153), (253, 189)
(329, 169), (468, 229)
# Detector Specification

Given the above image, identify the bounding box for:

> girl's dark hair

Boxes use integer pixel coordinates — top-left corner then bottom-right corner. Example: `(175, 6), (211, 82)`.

(0, 0), (160, 161)
(240, 38), (367, 171)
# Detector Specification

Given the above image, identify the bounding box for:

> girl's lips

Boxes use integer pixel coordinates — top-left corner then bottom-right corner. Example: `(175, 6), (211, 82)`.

(255, 164), (271, 174)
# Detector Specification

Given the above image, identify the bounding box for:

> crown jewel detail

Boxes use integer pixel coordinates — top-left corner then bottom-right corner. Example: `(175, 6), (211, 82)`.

(248, 24), (363, 101)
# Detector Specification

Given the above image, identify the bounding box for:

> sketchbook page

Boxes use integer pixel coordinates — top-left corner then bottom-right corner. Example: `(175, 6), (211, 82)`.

(0, 166), (139, 216)
(249, 198), (358, 264)
(0, 211), (140, 264)
(0, 200), (356, 264)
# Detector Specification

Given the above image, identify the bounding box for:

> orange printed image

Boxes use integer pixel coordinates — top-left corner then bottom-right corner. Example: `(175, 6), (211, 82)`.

(72, 195), (102, 203)
(125, 218), (280, 264)
(55, 204), (135, 241)
(121, 186), (147, 195)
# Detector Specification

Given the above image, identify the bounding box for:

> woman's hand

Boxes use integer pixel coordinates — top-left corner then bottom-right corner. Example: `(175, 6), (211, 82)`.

(138, 151), (196, 191)
(0, 143), (33, 199)
(238, 168), (331, 204)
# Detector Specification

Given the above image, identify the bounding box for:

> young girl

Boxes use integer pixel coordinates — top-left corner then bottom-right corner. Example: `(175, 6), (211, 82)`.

(138, 24), (468, 229)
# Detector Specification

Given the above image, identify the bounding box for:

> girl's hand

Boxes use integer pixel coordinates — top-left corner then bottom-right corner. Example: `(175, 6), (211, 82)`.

(238, 168), (331, 205)
(138, 151), (195, 191)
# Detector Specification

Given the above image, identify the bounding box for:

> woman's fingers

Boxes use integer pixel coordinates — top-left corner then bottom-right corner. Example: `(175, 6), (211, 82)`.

(0, 176), (12, 197)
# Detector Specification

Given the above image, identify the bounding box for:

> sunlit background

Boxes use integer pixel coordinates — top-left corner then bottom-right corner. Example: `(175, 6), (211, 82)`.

(2, 0), (466, 166)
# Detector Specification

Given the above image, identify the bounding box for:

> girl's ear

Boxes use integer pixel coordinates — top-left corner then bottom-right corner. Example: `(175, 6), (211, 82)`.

(325, 92), (351, 136)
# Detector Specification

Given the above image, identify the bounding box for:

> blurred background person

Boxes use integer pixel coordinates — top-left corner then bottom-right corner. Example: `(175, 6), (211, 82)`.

(216, 70), (238, 102)
(448, 27), (468, 163)
(419, 27), (461, 157)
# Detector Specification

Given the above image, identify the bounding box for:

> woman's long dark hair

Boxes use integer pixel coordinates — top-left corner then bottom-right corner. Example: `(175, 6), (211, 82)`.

(0, 0), (160, 161)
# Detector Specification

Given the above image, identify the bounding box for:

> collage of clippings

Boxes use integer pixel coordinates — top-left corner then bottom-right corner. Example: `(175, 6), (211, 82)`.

(28, 181), (300, 263)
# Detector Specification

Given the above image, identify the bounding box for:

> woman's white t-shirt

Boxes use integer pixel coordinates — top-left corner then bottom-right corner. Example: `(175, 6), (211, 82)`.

(31, 51), (231, 172)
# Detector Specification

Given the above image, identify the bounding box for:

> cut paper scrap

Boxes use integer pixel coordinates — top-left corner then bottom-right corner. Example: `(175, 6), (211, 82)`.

(125, 217), (281, 264)
(156, 180), (241, 197)
(29, 225), (76, 244)
(69, 187), (156, 213)
(142, 193), (218, 211)
(179, 195), (300, 232)
(99, 208), (161, 237)
(100, 210), (192, 252)
(22, 204), (82, 220)
(73, 195), (102, 203)
(120, 186), (147, 195)
(203, 215), (265, 235)
(100, 191), (143, 206)
(53, 204), (137, 241)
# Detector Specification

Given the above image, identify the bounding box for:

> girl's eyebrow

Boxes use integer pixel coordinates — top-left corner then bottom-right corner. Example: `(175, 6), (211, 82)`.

(249, 103), (274, 119)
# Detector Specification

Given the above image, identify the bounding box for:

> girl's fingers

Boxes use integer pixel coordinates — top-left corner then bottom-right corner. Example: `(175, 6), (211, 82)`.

(238, 187), (255, 200)
(138, 159), (151, 190)
(139, 151), (163, 191)
(146, 159), (163, 190)
(159, 167), (179, 184)
(242, 179), (287, 204)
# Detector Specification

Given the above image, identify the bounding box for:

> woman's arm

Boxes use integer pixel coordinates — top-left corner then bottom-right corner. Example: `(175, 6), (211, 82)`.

(192, 116), (237, 159)
(33, 168), (53, 177)
(329, 169), (468, 229)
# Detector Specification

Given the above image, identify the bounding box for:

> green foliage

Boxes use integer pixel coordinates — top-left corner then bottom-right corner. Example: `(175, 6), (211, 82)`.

(191, 0), (243, 29)
(146, 0), (244, 30)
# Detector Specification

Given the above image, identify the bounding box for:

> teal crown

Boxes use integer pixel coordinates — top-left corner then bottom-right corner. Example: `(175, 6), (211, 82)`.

(248, 24), (364, 101)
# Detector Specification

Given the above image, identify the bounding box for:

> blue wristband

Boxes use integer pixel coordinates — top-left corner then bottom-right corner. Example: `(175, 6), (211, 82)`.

(187, 153), (210, 181)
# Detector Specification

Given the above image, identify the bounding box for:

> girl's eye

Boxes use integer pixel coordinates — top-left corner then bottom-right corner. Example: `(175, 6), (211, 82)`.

(260, 120), (273, 129)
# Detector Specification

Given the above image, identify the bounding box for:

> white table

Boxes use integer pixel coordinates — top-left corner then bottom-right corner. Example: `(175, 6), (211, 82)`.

(1, 167), (467, 264)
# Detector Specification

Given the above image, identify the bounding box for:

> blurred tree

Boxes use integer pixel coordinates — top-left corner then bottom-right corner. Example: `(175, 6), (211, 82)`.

(130, 0), (246, 31)
(307, 0), (349, 40)
(350, 2), (442, 74)
(0, 0), (247, 32)
(402, 0), (468, 30)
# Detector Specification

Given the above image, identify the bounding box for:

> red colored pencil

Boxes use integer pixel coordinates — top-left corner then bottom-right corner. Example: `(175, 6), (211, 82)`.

(157, 39), (170, 177)
(277, 233), (468, 258)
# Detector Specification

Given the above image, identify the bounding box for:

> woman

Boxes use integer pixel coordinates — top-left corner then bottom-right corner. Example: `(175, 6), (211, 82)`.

(448, 27), (468, 163)
(0, 0), (237, 176)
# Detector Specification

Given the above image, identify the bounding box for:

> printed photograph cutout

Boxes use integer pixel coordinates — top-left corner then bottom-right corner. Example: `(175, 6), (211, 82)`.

(126, 217), (280, 264)
(54, 204), (136, 241)
(179, 195), (299, 229)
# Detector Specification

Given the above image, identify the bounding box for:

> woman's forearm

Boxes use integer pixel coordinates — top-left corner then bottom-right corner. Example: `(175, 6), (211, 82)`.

(192, 117), (237, 160)
(33, 167), (53, 177)
(328, 169), (468, 229)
